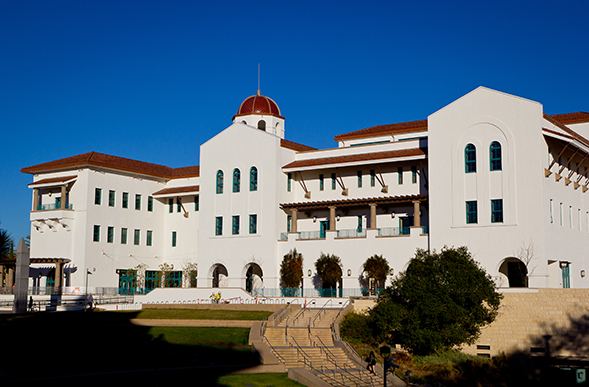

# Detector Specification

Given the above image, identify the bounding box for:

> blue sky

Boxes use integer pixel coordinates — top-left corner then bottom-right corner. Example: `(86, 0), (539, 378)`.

(1, 0), (588, 242)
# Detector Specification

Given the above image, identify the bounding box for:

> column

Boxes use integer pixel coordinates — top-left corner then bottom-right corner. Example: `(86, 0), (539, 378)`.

(55, 262), (63, 288)
(413, 200), (421, 228)
(291, 209), (298, 233)
(369, 203), (377, 229)
(60, 185), (67, 209)
(33, 188), (39, 211)
(329, 206), (336, 231)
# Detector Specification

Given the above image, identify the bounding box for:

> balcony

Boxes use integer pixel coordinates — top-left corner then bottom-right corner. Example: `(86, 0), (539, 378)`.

(378, 227), (410, 236)
(36, 203), (73, 211)
(280, 225), (428, 241)
(336, 228), (367, 238)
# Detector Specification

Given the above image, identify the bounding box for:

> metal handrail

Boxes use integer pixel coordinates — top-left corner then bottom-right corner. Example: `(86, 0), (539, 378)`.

(330, 300), (352, 342)
(291, 298), (315, 326)
(311, 298), (332, 327)
(270, 299), (300, 327)
(261, 335), (286, 365)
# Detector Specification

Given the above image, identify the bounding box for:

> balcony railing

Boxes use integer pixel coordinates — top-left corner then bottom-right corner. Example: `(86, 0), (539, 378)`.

(298, 230), (322, 240)
(280, 232), (288, 241)
(422, 225), (428, 234)
(253, 288), (385, 298)
(378, 226), (410, 236)
(36, 203), (73, 211)
(336, 228), (367, 238)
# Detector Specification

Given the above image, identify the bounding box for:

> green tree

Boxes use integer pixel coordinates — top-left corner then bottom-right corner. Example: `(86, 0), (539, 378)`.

(363, 254), (390, 289)
(280, 248), (303, 288)
(370, 246), (502, 355)
(0, 229), (12, 261)
(315, 253), (342, 289)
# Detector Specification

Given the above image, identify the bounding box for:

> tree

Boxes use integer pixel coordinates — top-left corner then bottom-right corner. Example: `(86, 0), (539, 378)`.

(315, 253), (342, 289)
(363, 254), (391, 289)
(370, 246), (502, 355)
(280, 248), (303, 288)
(0, 229), (12, 261)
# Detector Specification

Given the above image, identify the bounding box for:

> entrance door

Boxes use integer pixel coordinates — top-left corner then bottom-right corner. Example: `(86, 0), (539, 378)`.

(399, 216), (413, 235)
(320, 221), (329, 238)
(246, 266), (253, 293)
(46, 268), (55, 294)
(118, 270), (137, 295)
(562, 264), (570, 288)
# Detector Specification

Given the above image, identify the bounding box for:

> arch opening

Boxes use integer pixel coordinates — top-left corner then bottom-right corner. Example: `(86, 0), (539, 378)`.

(499, 258), (528, 288)
(210, 264), (228, 288)
(245, 263), (263, 294)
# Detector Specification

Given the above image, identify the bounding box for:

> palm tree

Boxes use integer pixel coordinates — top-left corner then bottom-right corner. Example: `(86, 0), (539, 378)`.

(0, 229), (12, 261)
(363, 254), (391, 290)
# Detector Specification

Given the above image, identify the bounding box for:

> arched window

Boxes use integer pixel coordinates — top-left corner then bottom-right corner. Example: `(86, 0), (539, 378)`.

(233, 169), (240, 193)
(250, 167), (258, 191)
(258, 120), (266, 131)
(216, 170), (224, 194)
(490, 141), (502, 171)
(465, 144), (477, 173)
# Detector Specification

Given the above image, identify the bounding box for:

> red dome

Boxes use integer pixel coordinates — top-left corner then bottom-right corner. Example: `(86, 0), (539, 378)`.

(235, 92), (282, 118)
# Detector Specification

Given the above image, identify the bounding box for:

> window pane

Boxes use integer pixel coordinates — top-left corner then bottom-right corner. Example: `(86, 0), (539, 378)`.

(216, 170), (224, 194)
(490, 142), (502, 171)
(148, 196), (153, 212)
(195, 195), (199, 211)
(232, 215), (240, 235)
(93, 225), (100, 242)
(370, 170), (375, 187)
(319, 174), (324, 191)
(135, 194), (141, 210)
(95, 188), (102, 205)
(108, 190), (115, 207)
(172, 231), (176, 247)
(121, 228), (127, 244)
(249, 214), (257, 234)
(134, 229), (140, 245)
(466, 201), (478, 224)
(122, 192), (128, 209)
(147, 230), (153, 246)
(215, 217), (223, 236)
(491, 199), (503, 223)
(465, 144), (477, 173)
(412, 166), (417, 184)
(357, 171), (362, 188)
(250, 167), (258, 191)
(398, 167), (403, 184)
(233, 169), (240, 193)
(107, 226), (114, 243)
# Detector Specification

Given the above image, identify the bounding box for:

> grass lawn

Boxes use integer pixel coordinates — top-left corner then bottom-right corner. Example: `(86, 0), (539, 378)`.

(131, 308), (273, 320)
(217, 373), (306, 387)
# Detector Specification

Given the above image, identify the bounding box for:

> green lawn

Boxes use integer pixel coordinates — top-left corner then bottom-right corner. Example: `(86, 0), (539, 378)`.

(129, 308), (273, 320)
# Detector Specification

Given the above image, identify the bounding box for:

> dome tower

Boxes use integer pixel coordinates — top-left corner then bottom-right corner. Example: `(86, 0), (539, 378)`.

(233, 90), (285, 139)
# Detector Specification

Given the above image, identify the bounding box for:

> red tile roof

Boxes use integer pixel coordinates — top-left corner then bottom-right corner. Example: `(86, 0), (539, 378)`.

(280, 194), (428, 210)
(280, 139), (317, 152)
(544, 114), (589, 148)
(152, 185), (200, 196)
(334, 119), (428, 141)
(550, 112), (589, 125)
(28, 175), (78, 187)
(21, 152), (200, 179)
(283, 148), (426, 170)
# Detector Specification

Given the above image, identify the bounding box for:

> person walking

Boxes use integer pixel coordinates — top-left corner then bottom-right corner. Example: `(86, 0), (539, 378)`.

(367, 350), (376, 374)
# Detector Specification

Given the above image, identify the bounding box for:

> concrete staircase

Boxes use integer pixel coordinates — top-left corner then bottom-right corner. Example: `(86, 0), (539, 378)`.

(262, 306), (382, 387)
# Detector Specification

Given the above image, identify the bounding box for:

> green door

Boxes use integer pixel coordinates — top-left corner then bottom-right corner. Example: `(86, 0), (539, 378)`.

(320, 221), (329, 238)
(118, 270), (137, 295)
(562, 265), (570, 288)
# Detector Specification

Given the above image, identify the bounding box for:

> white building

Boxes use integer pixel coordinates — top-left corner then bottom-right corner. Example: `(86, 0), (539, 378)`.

(21, 87), (589, 294)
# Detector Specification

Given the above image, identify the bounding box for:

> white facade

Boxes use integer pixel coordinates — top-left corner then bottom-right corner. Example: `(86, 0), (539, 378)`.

(22, 87), (589, 294)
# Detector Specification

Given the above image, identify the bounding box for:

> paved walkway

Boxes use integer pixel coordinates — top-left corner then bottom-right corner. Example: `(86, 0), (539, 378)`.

(130, 318), (258, 327)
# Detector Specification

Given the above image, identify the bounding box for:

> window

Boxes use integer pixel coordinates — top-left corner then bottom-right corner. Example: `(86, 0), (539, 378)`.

(412, 166), (417, 184)
(177, 198), (181, 213)
(147, 230), (153, 246)
(169, 198), (173, 213)
(135, 194), (141, 211)
(357, 215), (362, 232)
(195, 195), (199, 211)
(107, 226), (114, 243)
(108, 190), (115, 207)
(250, 167), (258, 191)
(466, 201), (478, 224)
(232, 215), (240, 235)
(319, 174), (324, 191)
(134, 229), (140, 245)
(233, 169), (240, 193)
(95, 188), (102, 205)
(216, 170), (224, 194)
(287, 173), (292, 192)
(491, 199), (503, 223)
(148, 196), (153, 212)
(490, 142), (502, 171)
(370, 170), (375, 187)
(465, 144), (477, 173)
(215, 217), (223, 236)
(122, 192), (128, 209)
(398, 167), (403, 184)
(93, 225), (100, 242)
(357, 171), (362, 188)
(258, 120), (266, 130)
(287, 215), (292, 232)
(172, 231), (177, 247)
(331, 173), (336, 190)
(121, 228), (127, 244)
(249, 214), (257, 234)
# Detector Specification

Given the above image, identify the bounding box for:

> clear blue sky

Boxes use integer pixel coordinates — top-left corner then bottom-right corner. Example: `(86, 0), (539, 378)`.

(1, 0), (588, 242)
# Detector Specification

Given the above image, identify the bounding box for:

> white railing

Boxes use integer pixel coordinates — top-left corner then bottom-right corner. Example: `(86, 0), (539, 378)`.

(336, 229), (367, 238)
(298, 231), (322, 240)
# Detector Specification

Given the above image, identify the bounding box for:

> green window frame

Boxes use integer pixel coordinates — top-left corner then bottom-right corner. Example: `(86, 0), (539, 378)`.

(233, 169), (240, 193)
(319, 174), (324, 191)
(55, 197), (61, 208)
(287, 215), (292, 233)
(232, 215), (240, 235)
(215, 217), (223, 236)
(122, 192), (128, 209)
(195, 195), (199, 211)
(491, 199), (503, 223)
(171, 231), (176, 247)
(357, 170), (362, 188)
(107, 226), (114, 243)
(490, 141), (502, 171)
(412, 166), (417, 184)
(398, 167), (403, 184)
(357, 215), (362, 233)
(249, 214), (257, 234)
(169, 198), (173, 213)
(147, 196), (153, 212)
(93, 225), (100, 242)
(466, 201), (478, 224)
(331, 173), (336, 190)
(134, 229), (140, 245)
(95, 188), (102, 205)
(465, 144), (477, 173)
(216, 170), (224, 194)
(135, 194), (141, 211)
(370, 170), (375, 187)
(147, 230), (153, 246)
(108, 190), (115, 207)
(121, 228), (127, 244)
(250, 167), (258, 191)
(177, 198), (181, 212)
(287, 173), (292, 192)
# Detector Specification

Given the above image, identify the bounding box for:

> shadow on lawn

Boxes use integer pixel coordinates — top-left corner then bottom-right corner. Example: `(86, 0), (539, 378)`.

(0, 311), (260, 385)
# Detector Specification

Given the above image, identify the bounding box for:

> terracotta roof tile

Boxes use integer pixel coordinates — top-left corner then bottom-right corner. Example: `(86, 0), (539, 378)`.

(280, 194), (428, 210)
(21, 152), (200, 179)
(544, 114), (589, 148)
(283, 148), (426, 170)
(334, 119), (428, 141)
(280, 139), (317, 152)
(550, 112), (589, 125)
(28, 175), (78, 187)
(152, 185), (200, 196)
